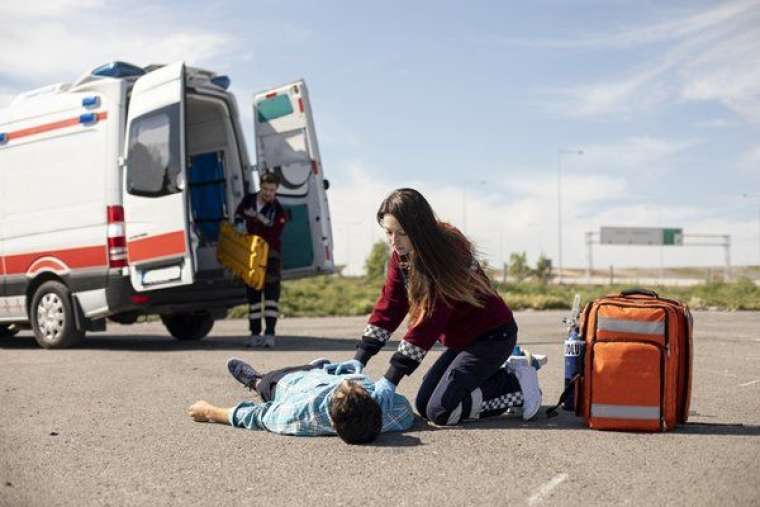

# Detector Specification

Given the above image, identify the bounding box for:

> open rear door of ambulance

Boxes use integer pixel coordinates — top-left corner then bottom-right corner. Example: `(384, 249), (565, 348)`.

(253, 80), (334, 279)
(123, 62), (195, 292)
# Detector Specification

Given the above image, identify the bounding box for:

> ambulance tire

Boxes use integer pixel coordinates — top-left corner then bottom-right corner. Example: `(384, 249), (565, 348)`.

(161, 312), (214, 341)
(0, 324), (20, 338)
(30, 281), (84, 349)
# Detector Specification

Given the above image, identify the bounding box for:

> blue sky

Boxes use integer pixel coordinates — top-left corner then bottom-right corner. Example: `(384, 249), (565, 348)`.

(3, 0), (760, 275)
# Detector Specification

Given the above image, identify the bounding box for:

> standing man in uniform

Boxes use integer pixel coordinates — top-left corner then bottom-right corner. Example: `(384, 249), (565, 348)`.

(235, 172), (287, 347)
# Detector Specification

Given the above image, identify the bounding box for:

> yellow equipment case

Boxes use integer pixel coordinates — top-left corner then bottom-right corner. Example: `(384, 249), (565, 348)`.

(217, 221), (269, 290)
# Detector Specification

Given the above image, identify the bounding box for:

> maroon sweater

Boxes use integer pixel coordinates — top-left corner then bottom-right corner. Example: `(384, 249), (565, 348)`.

(234, 193), (287, 252)
(354, 250), (514, 384)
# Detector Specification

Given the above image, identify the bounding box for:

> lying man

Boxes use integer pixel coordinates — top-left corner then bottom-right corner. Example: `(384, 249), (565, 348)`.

(188, 358), (414, 445)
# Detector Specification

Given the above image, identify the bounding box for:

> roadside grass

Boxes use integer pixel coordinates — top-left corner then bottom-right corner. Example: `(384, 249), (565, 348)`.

(227, 275), (760, 318)
(497, 277), (760, 311)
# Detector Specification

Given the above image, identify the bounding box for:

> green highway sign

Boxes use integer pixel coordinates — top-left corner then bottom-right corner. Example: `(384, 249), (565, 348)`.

(663, 228), (683, 246)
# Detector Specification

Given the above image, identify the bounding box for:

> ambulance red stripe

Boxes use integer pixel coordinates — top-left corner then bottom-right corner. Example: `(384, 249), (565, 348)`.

(127, 230), (186, 263)
(2, 245), (108, 276)
(7, 111), (108, 141)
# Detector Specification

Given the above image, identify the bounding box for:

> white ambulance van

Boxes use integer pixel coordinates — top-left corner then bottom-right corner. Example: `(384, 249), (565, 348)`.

(0, 61), (334, 348)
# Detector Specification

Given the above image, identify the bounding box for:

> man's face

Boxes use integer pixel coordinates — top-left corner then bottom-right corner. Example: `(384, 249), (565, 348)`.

(259, 182), (278, 203)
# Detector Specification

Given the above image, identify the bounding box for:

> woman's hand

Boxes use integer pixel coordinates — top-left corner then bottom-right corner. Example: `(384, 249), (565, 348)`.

(323, 359), (364, 375)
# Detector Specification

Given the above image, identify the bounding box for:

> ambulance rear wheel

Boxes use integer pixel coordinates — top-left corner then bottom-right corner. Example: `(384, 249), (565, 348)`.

(161, 312), (214, 341)
(30, 281), (84, 349)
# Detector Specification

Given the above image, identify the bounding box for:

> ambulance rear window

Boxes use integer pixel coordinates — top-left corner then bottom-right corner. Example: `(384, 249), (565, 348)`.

(257, 95), (293, 122)
(126, 103), (182, 198)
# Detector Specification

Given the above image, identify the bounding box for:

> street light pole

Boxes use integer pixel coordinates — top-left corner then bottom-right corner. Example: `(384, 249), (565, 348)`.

(557, 148), (583, 284)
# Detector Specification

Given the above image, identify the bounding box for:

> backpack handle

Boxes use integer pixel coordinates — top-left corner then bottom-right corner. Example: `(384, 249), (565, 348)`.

(621, 288), (658, 298)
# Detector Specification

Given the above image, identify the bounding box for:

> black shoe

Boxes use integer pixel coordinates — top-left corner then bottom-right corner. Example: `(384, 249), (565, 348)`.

(227, 357), (260, 389)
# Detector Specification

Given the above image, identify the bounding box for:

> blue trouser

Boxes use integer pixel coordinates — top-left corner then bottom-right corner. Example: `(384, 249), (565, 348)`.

(415, 321), (521, 425)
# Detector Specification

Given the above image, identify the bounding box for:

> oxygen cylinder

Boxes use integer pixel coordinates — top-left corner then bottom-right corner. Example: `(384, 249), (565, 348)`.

(562, 294), (584, 411)
(562, 326), (584, 410)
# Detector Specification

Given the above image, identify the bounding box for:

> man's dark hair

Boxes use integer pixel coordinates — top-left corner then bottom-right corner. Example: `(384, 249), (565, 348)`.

(259, 172), (281, 186)
(330, 381), (382, 445)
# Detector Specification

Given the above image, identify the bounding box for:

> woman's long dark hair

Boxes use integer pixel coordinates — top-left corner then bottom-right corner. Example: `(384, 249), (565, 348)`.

(377, 188), (497, 325)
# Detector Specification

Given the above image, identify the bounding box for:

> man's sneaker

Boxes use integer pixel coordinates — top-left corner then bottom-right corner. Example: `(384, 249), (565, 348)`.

(513, 363), (542, 420)
(227, 357), (260, 389)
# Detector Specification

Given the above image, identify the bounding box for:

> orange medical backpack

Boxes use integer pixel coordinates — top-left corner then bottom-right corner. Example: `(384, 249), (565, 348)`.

(555, 289), (693, 432)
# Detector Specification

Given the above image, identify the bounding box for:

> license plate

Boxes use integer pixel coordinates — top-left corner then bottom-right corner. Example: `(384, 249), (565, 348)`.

(142, 265), (182, 285)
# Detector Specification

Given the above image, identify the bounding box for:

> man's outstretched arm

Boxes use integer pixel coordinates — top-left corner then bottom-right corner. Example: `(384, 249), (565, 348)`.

(188, 400), (232, 424)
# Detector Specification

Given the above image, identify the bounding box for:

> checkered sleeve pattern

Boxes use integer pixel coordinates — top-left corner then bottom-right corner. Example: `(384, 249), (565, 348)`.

(363, 324), (390, 344)
(397, 340), (427, 362)
(480, 391), (523, 412)
(354, 324), (394, 364)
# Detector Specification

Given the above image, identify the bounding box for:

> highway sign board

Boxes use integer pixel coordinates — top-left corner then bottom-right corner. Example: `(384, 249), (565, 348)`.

(600, 227), (683, 246)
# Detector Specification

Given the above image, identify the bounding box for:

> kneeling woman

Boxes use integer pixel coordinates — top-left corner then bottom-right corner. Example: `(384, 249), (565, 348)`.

(354, 188), (541, 425)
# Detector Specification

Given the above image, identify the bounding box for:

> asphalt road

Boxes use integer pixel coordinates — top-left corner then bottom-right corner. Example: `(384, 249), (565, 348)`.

(1, 311), (759, 506)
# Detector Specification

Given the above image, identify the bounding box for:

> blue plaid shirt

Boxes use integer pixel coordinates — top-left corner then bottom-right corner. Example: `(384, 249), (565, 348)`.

(228, 369), (414, 436)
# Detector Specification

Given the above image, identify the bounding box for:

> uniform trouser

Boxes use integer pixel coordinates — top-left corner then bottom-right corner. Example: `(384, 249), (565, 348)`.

(255, 360), (329, 402)
(247, 252), (281, 335)
(415, 321), (523, 426)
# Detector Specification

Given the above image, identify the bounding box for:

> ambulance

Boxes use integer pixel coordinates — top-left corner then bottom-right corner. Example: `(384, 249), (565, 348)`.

(0, 61), (334, 348)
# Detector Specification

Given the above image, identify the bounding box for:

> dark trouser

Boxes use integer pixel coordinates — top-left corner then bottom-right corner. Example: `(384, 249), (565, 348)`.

(255, 360), (329, 402)
(415, 321), (522, 425)
(247, 252), (281, 335)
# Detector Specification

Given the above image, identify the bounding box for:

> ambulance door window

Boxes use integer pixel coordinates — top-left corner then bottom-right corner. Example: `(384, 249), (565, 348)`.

(126, 103), (182, 197)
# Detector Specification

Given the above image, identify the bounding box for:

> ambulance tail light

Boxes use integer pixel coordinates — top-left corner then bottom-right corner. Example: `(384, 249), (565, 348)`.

(129, 294), (151, 305)
(107, 205), (128, 268)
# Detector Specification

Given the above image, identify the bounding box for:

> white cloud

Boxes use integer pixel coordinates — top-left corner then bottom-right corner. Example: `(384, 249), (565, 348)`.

(502, 0), (759, 49)
(1, 3), (237, 84)
(329, 161), (759, 274)
(1, 0), (104, 17)
(327, 162), (624, 273)
(544, 0), (760, 121)
(679, 27), (760, 122)
(556, 62), (676, 117)
(579, 137), (696, 175)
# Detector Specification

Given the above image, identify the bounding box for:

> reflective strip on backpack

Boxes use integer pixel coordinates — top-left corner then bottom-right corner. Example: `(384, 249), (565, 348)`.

(597, 317), (665, 335)
(591, 403), (660, 420)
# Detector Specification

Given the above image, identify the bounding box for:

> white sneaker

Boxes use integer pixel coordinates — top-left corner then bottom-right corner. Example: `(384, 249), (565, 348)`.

(513, 364), (542, 420)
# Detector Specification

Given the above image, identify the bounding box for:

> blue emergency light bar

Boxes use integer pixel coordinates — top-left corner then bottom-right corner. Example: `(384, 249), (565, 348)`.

(0, 133), (7, 144)
(211, 76), (231, 90)
(79, 113), (98, 124)
(92, 61), (146, 79)
(82, 96), (100, 108)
